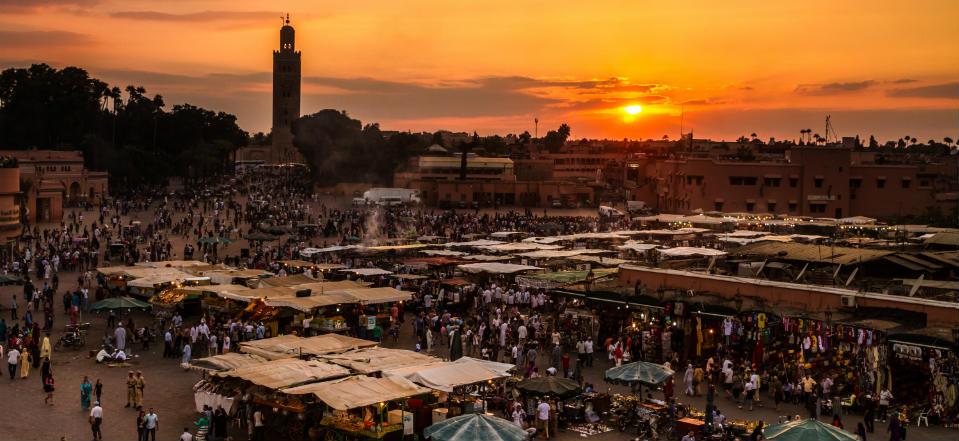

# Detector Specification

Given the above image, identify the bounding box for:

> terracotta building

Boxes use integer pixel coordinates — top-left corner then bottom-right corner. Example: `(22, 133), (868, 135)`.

(0, 157), (21, 244)
(393, 155), (594, 207)
(0, 150), (108, 223)
(627, 146), (957, 219)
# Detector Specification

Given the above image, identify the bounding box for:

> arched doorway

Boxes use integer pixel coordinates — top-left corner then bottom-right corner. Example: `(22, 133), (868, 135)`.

(69, 182), (82, 206)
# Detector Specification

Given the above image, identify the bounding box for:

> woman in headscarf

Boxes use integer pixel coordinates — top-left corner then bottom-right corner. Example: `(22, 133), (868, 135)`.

(80, 376), (93, 410)
(40, 333), (52, 361)
(19, 346), (30, 379)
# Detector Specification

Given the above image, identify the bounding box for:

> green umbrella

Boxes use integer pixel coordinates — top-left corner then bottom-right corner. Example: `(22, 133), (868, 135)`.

(198, 236), (232, 245)
(89, 296), (152, 311)
(764, 419), (859, 441)
(516, 376), (581, 398)
(424, 413), (528, 441)
(604, 361), (674, 386)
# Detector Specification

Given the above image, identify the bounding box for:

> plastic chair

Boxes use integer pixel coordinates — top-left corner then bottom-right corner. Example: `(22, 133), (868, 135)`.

(916, 409), (929, 427)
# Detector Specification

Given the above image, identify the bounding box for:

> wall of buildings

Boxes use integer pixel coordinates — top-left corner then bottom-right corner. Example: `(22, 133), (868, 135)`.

(0, 150), (108, 223)
(0, 160), (21, 243)
(627, 147), (955, 219)
(619, 265), (959, 326)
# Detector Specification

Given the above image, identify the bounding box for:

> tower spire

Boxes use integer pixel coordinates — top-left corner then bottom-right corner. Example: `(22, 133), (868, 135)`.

(285, 13), (290, 25)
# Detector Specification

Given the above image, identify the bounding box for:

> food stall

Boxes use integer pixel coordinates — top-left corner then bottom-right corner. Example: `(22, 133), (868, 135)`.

(383, 357), (515, 420)
(282, 375), (431, 440)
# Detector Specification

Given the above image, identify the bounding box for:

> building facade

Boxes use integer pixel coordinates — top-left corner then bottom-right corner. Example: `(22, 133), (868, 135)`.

(394, 155), (594, 207)
(626, 146), (956, 219)
(0, 157), (21, 244)
(0, 150), (108, 223)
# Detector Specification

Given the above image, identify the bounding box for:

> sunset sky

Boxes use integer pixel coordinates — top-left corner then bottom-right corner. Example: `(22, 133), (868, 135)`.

(1, 0), (957, 142)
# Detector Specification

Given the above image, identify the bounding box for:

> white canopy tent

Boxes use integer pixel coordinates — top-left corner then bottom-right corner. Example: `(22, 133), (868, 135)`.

(458, 262), (543, 274)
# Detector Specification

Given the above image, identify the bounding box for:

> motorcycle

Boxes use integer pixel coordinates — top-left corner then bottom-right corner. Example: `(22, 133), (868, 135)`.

(54, 322), (90, 350)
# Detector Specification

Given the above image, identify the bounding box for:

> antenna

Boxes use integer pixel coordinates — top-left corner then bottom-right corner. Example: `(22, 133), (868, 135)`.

(534, 118), (539, 139)
(825, 115), (839, 144)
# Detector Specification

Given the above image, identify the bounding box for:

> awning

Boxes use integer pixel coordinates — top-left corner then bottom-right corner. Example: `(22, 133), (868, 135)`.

(458, 262), (542, 274)
(265, 292), (357, 311)
(318, 347), (441, 374)
(191, 353), (268, 372)
(213, 358), (350, 389)
(238, 334), (378, 360)
(339, 287), (411, 304)
(339, 268), (393, 276)
(282, 375), (430, 410)
(382, 359), (511, 392)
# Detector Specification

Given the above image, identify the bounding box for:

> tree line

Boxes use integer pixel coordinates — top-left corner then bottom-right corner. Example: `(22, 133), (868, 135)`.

(0, 64), (248, 188)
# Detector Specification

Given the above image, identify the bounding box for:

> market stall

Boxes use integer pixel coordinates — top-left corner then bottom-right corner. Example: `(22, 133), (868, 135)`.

(238, 334), (378, 360)
(282, 375), (431, 440)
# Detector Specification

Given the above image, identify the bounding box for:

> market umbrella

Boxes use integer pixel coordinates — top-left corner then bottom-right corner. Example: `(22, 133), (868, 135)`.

(424, 413), (528, 441)
(763, 419), (859, 441)
(198, 236), (232, 245)
(516, 376), (581, 398)
(89, 296), (152, 311)
(604, 361), (674, 386)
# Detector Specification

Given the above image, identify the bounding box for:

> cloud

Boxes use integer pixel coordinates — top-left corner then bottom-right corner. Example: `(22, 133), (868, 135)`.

(0, 0), (96, 13)
(301, 76), (563, 119)
(680, 98), (728, 106)
(890, 78), (918, 84)
(0, 30), (94, 48)
(887, 82), (959, 99)
(109, 10), (281, 23)
(794, 81), (876, 95)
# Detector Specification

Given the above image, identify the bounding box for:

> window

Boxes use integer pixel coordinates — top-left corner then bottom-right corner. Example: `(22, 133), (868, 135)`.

(849, 178), (862, 189)
(767, 203), (777, 212)
(814, 178), (823, 188)
(877, 178), (886, 189)
(901, 179), (911, 189)
(919, 179), (930, 188)
(763, 178), (781, 187)
(789, 177), (798, 188)
(788, 202), (798, 212)
(729, 176), (757, 186)
(746, 202), (755, 212)
(685, 175), (704, 185)
(714, 202), (724, 211)
(809, 203), (826, 213)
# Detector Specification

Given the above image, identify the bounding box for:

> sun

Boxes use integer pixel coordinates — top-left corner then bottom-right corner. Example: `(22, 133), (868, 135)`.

(624, 105), (643, 115)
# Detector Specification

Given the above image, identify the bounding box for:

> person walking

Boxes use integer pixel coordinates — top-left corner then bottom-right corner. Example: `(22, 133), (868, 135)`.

(7, 345), (19, 381)
(80, 376), (93, 410)
(43, 371), (55, 405)
(136, 409), (147, 441)
(144, 408), (159, 441)
(536, 398), (550, 439)
(94, 378), (103, 403)
(18, 346), (30, 379)
(90, 401), (104, 441)
(684, 363), (695, 396)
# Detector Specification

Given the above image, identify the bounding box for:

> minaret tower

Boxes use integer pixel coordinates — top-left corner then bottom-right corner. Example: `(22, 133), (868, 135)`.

(272, 14), (301, 162)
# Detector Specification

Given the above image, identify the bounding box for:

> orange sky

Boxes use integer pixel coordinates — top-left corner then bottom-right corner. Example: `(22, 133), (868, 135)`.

(1, 0), (957, 141)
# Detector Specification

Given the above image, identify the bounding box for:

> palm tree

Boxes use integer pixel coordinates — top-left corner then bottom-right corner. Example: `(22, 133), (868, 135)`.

(944, 137), (954, 145)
